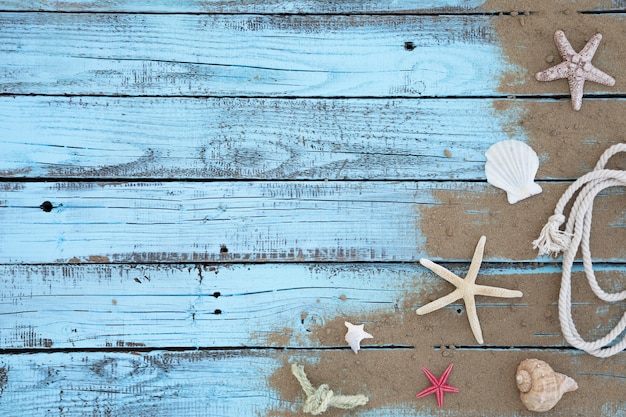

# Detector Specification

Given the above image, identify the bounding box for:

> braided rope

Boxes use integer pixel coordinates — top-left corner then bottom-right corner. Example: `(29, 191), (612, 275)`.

(291, 364), (368, 415)
(533, 143), (626, 357)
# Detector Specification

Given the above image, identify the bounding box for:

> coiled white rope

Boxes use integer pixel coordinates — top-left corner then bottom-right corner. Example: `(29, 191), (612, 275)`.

(533, 143), (626, 358)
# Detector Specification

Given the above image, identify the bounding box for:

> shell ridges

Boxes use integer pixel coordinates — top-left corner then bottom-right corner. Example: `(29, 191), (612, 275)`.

(516, 369), (532, 393)
(485, 140), (542, 204)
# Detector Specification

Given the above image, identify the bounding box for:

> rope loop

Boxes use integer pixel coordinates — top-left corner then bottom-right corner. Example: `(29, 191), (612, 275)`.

(534, 143), (626, 357)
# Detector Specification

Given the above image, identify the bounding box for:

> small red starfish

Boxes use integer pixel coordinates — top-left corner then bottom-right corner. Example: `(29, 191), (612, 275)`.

(416, 363), (458, 408)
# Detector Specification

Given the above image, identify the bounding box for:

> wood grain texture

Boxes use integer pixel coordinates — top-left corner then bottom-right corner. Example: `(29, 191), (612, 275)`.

(0, 349), (624, 416)
(0, 96), (525, 180)
(3, 12), (624, 98)
(0, 0), (623, 13)
(1, 263), (624, 350)
(0, 13), (504, 97)
(1, 181), (624, 264)
(4, 13), (625, 98)
(2, 97), (623, 182)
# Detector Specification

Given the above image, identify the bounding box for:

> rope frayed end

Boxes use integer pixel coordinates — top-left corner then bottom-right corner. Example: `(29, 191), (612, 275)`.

(532, 214), (571, 257)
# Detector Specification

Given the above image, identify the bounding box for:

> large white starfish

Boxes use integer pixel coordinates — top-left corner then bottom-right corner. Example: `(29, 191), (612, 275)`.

(416, 236), (523, 344)
(536, 30), (615, 111)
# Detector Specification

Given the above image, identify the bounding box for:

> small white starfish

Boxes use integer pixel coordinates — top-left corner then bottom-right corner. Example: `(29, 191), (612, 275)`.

(536, 30), (615, 111)
(416, 236), (523, 344)
(344, 321), (373, 353)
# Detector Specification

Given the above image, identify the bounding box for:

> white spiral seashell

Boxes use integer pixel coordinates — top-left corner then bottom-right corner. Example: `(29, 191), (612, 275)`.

(485, 140), (542, 204)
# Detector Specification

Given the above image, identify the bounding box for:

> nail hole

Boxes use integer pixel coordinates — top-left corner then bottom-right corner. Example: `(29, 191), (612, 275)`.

(212, 292), (221, 298)
(40, 201), (54, 212)
(456, 308), (463, 314)
(220, 245), (228, 254)
(214, 309), (222, 315)
(404, 41), (415, 51)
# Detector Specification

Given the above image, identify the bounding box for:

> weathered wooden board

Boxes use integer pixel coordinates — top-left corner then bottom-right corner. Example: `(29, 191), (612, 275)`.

(3, 95), (625, 181)
(1, 263), (624, 350)
(0, 0), (623, 13)
(1, 12), (620, 98)
(0, 13), (507, 97)
(0, 96), (523, 180)
(0, 96), (626, 180)
(0, 349), (624, 416)
(1, 181), (624, 264)
(4, 96), (622, 181)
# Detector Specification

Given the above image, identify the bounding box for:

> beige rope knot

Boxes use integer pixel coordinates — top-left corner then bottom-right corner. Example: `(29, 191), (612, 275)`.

(303, 383), (334, 415)
(291, 364), (368, 415)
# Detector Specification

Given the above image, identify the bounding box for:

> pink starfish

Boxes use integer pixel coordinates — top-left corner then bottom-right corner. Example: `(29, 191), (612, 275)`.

(536, 30), (615, 111)
(416, 363), (458, 408)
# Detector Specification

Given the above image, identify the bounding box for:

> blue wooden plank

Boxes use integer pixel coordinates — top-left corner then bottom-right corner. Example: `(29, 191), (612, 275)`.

(3, 12), (623, 98)
(1, 96), (621, 181)
(0, 349), (623, 416)
(0, 96), (527, 180)
(0, 13), (512, 97)
(1, 263), (624, 350)
(0, 350), (285, 417)
(1, 181), (624, 264)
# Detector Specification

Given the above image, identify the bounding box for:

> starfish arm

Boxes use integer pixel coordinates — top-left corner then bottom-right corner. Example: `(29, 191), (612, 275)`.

(568, 77), (585, 111)
(421, 367), (439, 385)
(416, 385), (438, 398)
(417, 384), (443, 407)
(440, 363), (454, 383)
(580, 33), (603, 62)
(554, 29), (577, 59)
(536, 62), (571, 82)
(416, 289), (463, 315)
(419, 258), (465, 287)
(474, 284), (523, 299)
(465, 235), (486, 285)
(585, 66), (616, 87)
(442, 385), (459, 393)
(436, 390), (444, 408)
(463, 295), (484, 344)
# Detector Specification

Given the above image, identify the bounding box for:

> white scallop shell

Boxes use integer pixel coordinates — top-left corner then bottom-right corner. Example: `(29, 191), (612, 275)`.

(485, 140), (542, 204)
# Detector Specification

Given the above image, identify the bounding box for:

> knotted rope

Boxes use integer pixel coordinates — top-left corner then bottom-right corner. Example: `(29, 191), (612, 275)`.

(291, 364), (368, 415)
(533, 143), (626, 357)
